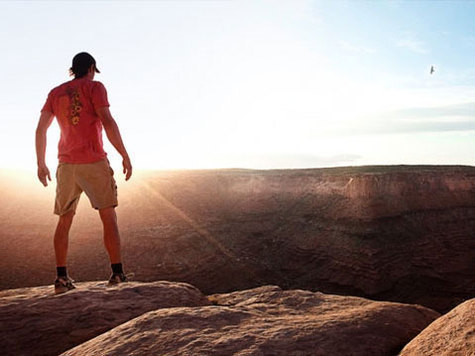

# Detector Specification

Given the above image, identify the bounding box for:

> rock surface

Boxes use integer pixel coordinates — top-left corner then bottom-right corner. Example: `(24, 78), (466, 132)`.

(1, 166), (474, 312)
(0, 281), (209, 356)
(400, 298), (475, 356)
(62, 285), (439, 356)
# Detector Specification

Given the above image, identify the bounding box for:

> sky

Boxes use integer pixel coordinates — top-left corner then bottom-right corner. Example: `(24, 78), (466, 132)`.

(0, 0), (474, 171)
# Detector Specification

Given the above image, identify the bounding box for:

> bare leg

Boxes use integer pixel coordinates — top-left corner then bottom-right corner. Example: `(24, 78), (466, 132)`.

(54, 210), (75, 267)
(99, 207), (122, 264)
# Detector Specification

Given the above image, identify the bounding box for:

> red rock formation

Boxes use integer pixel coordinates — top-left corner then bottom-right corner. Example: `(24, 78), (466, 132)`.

(342, 170), (474, 218)
(400, 298), (475, 355)
(61, 285), (439, 356)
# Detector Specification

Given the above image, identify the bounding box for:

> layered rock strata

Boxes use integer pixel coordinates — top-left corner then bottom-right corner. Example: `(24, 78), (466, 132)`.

(124, 166), (475, 312)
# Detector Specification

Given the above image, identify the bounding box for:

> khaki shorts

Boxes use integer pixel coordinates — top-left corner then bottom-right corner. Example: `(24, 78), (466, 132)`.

(54, 159), (118, 215)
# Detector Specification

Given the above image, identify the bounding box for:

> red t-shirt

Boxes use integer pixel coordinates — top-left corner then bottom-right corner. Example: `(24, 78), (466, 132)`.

(41, 77), (110, 163)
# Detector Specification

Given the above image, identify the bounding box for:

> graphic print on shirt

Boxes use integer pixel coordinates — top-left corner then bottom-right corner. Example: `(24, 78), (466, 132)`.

(64, 87), (83, 125)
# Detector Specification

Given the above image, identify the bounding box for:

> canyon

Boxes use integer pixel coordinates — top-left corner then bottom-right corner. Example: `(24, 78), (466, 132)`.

(0, 165), (473, 355)
(0, 165), (473, 313)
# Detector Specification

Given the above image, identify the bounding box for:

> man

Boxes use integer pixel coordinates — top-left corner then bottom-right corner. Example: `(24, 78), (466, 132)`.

(35, 52), (132, 294)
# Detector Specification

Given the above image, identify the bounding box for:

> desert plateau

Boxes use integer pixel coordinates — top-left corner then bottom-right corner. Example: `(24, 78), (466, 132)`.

(0, 165), (474, 355)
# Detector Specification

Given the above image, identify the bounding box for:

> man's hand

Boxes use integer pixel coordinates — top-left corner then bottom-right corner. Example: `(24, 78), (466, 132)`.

(122, 156), (132, 181)
(37, 164), (51, 187)
(35, 111), (54, 187)
(96, 107), (132, 180)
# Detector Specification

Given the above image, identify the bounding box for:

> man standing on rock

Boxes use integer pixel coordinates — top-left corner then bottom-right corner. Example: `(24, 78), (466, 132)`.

(35, 52), (132, 294)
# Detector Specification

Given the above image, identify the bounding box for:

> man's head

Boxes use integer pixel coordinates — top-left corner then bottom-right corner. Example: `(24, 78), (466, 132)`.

(69, 52), (100, 79)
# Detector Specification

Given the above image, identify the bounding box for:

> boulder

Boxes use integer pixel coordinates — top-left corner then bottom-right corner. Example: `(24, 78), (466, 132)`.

(62, 285), (439, 356)
(400, 298), (475, 355)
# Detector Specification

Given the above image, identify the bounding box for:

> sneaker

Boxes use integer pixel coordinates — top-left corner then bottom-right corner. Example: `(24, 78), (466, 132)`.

(54, 276), (76, 294)
(108, 272), (128, 285)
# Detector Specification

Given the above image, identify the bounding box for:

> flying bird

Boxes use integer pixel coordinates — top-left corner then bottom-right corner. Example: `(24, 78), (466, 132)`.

(430, 66), (435, 75)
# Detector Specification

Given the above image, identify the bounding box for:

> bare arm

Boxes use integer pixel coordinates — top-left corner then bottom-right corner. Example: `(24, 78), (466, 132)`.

(35, 111), (54, 186)
(96, 107), (132, 180)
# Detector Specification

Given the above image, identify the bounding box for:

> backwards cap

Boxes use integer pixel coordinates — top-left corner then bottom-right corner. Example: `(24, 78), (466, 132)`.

(71, 52), (100, 74)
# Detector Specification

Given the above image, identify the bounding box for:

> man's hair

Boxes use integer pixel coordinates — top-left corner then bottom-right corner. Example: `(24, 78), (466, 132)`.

(69, 52), (100, 78)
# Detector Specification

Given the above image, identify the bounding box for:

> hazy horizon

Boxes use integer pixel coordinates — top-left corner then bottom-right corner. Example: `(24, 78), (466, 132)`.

(1, 0), (474, 171)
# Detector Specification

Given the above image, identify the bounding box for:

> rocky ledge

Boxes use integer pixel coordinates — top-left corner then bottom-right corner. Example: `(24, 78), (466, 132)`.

(0, 281), (209, 356)
(0, 281), (445, 356)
